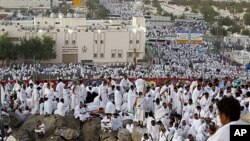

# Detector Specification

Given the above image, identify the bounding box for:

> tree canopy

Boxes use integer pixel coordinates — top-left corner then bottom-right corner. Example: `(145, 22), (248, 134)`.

(0, 33), (15, 64)
(86, 0), (110, 19)
(244, 13), (250, 25)
(0, 34), (56, 64)
(19, 36), (56, 61)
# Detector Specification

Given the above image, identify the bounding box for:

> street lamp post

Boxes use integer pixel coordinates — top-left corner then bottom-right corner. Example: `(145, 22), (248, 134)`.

(133, 29), (137, 69)
(216, 16), (223, 56)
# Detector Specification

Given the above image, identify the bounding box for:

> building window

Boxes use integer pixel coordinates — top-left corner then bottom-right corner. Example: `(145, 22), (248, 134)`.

(94, 53), (98, 58)
(100, 53), (104, 58)
(118, 50), (122, 58)
(45, 21), (48, 24)
(100, 40), (104, 44)
(55, 22), (60, 24)
(65, 40), (69, 45)
(136, 40), (139, 44)
(111, 50), (116, 58)
(130, 40), (133, 44)
(136, 53), (139, 57)
(94, 40), (98, 44)
(128, 52), (132, 57)
(37, 22), (40, 24)
(72, 40), (76, 45)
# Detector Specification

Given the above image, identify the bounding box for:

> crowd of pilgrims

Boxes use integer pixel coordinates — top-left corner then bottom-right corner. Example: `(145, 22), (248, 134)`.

(146, 20), (208, 39)
(0, 57), (247, 81)
(0, 42), (248, 80)
(174, 21), (209, 33)
(100, 0), (143, 20)
(0, 76), (250, 140)
(148, 41), (248, 79)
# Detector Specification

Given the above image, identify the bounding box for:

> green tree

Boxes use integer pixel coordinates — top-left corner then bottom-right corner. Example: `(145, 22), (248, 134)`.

(227, 24), (241, 34)
(41, 36), (56, 61)
(242, 29), (250, 36)
(162, 11), (170, 17)
(244, 13), (250, 25)
(32, 36), (44, 61)
(86, 12), (93, 19)
(19, 36), (56, 61)
(200, 6), (219, 23)
(19, 37), (36, 60)
(210, 26), (227, 36)
(191, 9), (198, 14)
(152, 0), (163, 15)
(7, 44), (19, 63)
(220, 17), (235, 26)
(0, 33), (14, 64)
(86, 0), (100, 11)
(52, 7), (59, 13)
(96, 5), (110, 19)
(185, 7), (189, 11)
(143, 0), (150, 5)
(68, 9), (75, 14)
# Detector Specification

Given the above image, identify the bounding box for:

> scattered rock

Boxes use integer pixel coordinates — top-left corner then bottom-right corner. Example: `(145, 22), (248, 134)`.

(45, 136), (65, 141)
(9, 112), (23, 128)
(100, 131), (118, 141)
(12, 115), (56, 141)
(13, 129), (35, 141)
(54, 115), (81, 129)
(122, 119), (133, 128)
(54, 127), (80, 140)
(131, 126), (147, 141)
(81, 118), (101, 141)
(241, 113), (250, 123)
(118, 129), (132, 141)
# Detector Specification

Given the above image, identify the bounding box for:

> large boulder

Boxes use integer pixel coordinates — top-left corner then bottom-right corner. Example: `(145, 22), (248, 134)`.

(131, 126), (147, 141)
(81, 118), (101, 141)
(45, 136), (65, 141)
(12, 115), (57, 141)
(12, 129), (35, 141)
(241, 113), (250, 123)
(8, 112), (23, 128)
(54, 127), (80, 140)
(118, 129), (132, 141)
(54, 115), (81, 129)
(122, 119), (133, 128)
(100, 131), (118, 141)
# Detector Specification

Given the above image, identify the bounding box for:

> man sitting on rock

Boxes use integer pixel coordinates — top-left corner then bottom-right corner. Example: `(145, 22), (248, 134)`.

(111, 113), (123, 131)
(54, 99), (69, 116)
(34, 120), (45, 137)
(141, 133), (153, 141)
(3, 125), (13, 141)
(74, 101), (90, 122)
(101, 113), (112, 133)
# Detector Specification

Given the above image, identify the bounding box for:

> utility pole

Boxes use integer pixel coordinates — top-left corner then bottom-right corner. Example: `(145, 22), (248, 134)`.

(134, 48), (137, 70)
(216, 16), (223, 56)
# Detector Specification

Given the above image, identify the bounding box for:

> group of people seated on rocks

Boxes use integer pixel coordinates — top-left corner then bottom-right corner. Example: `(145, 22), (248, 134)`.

(0, 75), (249, 141)
(0, 125), (14, 141)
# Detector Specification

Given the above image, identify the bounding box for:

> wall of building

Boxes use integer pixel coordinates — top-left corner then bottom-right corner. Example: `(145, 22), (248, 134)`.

(224, 35), (250, 46)
(0, 0), (54, 9)
(224, 50), (250, 65)
(0, 17), (146, 64)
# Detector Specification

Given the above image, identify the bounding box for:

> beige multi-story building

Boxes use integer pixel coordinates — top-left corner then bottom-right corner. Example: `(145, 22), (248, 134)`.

(224, 34), (250, 46)
(0, 16), (146, 63)
(0, 0), (60, 9)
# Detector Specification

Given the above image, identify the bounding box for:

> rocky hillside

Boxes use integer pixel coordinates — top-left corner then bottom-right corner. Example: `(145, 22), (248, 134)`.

(7, 112), (147, 141)
(6, 112), (250, 141)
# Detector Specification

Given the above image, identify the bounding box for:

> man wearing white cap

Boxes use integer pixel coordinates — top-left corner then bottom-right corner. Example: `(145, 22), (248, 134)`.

(208, 97), (247, 141)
